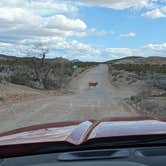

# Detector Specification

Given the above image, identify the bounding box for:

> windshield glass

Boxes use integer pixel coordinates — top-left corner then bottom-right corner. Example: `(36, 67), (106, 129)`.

(0, 0), (166, 134)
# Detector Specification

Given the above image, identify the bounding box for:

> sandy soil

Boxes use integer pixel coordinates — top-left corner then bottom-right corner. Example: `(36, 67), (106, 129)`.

(0, 64), (139, 133)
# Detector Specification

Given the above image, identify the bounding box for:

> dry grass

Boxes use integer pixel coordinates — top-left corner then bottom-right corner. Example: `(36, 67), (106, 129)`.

(108, 62), (166, 117)
(109, 63), (166, 74)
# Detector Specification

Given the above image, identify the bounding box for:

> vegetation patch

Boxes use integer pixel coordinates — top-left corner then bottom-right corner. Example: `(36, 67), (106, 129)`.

(10, 73), (33, 86)
(110, 64), (166, 74)
(108, 61), (166, 117)
(0, 97), (4, 101)
(0, 55), (99, 90)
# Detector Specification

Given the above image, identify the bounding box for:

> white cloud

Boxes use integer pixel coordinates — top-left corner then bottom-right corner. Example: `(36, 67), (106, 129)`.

(46, 15), (87, 31)
(142, 7), (166, 18)
(71, 0), (156, 10)
(30, 0), (78, 14)
(0, 8), (86, 32)
(52, 39), (102, 61)
(0, 0), (87, 44)
(1, 40), (166, 61)
(105, 43), (166, 59)
(0, 0), (165, 61)
(120, 32), (136, 38)
(0, 0), (78, 14)
(0, 38), (103, 61)
(143, 43), (166, 51)
(0, 7), (42, 24)
(75, 28), (114, 37)
(89, 28), (114, 36)
(69, 40), (100, 54)
(69, 0), (166, 19)
(0, 0), (98, 61)
(105, 48), (137, 59)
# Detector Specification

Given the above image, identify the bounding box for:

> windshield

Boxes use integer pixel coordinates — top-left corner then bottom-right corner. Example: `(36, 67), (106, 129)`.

(0, 0), (166, 134)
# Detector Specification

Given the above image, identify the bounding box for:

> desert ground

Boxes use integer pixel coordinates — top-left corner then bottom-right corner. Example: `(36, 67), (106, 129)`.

(0, 64), (139, 133)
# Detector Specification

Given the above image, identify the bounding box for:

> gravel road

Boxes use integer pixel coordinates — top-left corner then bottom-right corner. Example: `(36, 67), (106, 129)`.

(0, 64), (138, 133)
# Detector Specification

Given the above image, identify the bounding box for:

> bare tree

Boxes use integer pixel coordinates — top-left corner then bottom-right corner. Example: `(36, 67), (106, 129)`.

(26, 43), (53, 88)
(26, 43), (73, 89)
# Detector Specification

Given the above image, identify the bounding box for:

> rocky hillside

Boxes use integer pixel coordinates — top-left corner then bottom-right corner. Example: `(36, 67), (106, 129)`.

(108, 56), (166, 117)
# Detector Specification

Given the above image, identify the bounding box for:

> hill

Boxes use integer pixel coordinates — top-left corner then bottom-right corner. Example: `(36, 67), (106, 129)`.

(108, 56), (166, 117)
(108, 56), (166, 65)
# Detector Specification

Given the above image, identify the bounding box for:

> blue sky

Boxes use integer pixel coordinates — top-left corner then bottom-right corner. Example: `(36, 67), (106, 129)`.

(0, 0), (166, 61)
(76, 6), (166, 48)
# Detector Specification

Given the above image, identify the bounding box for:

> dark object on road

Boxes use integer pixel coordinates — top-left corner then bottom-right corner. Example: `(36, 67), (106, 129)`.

(89, 82), (98, 88)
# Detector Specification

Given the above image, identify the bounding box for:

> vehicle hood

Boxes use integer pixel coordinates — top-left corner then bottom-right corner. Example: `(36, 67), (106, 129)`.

(0, 117), (166, 146)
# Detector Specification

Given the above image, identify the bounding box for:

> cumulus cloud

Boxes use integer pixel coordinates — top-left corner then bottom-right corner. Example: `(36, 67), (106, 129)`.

(88, 28), (114, 36)
(143, 43), (166, 51)
(46, 15), (87, 31)
(0, 39), (102, 61)
(69, 0), (166, 19)
(75, 28), (114, 37)
(119, 32), (136, 38)
(142, 7), (166, 18)
(71, 0), (156, 10)
(1, 40), (166, 61)
(0, 0), (89, 50)
(105, 48), (137, 59)
(0, 0), (85, 38)
(0, 0), (78, 14)
(0, 0), (165, 61)
(105, 43), (166, 59)
(0, 0), (106, 61)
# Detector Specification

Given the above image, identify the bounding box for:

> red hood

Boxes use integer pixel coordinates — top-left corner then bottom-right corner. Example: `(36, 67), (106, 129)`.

(1, 117), (166, 146)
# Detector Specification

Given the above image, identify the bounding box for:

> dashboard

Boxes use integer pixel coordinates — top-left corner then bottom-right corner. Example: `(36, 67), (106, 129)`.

(1, 146), (166, 166)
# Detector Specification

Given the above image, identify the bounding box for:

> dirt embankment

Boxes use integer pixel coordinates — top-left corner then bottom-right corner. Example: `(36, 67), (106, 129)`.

(0, 81), (53, 106)
(108, 60), (166, 118)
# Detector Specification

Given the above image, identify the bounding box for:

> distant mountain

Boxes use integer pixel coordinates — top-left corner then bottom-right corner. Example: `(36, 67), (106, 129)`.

(0, 54), (18, 60)
(49, 57), (71, 63)
(108, 56), (166, 65)
(71, 59), (81, 63)
(0, 54), (71, 63)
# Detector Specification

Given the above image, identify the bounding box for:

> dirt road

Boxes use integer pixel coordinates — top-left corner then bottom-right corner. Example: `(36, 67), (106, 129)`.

(0, 64), (138, 133)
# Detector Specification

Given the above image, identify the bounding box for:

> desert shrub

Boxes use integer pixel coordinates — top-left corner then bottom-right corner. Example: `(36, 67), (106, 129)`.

(112, 77), (118, 82)
(130, 95), (142, 103)
(110, 64), (166, 74)
(0, 57), (97, 90)
(0, 65), (5, 72)
(43, 79), (59, 89)
(73, 62), (98, 69)
(10, 73), (32, 86)
(112, 71), (120, 77)
(126, 76), (131, 81)
(0, 96), (4, 101)
(63, 64), (73, 76)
